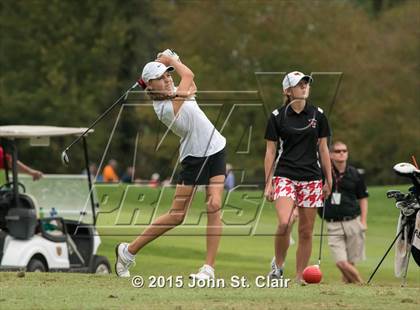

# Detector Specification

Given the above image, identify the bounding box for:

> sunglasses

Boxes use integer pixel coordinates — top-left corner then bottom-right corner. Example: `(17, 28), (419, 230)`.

(333, 149), (348, 154)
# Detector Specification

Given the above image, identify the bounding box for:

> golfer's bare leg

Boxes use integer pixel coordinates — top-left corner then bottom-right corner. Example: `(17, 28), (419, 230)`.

(350, 262), (363, 283)
(128, 184), (195, 254)
(337, 262), (352, 282)
(338, 262), (352, 283)
(205, 175), (224, 267)
(274, 197), (295, 268)
(342, 273), (350, 283)
(296, 207), (317, 279)
(336, 261), (362, 283)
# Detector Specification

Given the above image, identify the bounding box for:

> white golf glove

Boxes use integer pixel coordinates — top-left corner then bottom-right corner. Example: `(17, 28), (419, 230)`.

(157, 49), (180, 62)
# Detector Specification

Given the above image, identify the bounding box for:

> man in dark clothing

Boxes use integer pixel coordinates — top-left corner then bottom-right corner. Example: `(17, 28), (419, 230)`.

(319, 141), (368, 283)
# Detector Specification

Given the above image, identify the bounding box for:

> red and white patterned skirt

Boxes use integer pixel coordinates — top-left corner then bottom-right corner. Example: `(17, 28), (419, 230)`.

(272, 176), (323, 208)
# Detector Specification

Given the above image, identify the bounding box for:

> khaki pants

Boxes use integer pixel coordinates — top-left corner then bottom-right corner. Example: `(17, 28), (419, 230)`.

(327, 217), (366, 263)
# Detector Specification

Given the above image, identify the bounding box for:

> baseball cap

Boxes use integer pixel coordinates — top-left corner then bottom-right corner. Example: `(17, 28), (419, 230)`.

(282, 71), (313, 91)
(141, 62), (174, 82)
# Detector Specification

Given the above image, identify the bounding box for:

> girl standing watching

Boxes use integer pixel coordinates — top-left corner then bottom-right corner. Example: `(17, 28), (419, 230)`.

(264, 71), (332, 285)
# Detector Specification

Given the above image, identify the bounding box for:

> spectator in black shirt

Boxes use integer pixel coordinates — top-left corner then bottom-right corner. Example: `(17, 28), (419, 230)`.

(264, 71), (333, 285)
(319, 141), (368, 283)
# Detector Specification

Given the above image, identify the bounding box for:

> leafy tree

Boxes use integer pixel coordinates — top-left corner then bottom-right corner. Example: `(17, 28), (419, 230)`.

(0, 0), (418, 184)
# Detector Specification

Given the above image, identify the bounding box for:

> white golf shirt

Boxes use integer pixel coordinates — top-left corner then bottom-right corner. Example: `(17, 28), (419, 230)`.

(153, 96), (226, 161)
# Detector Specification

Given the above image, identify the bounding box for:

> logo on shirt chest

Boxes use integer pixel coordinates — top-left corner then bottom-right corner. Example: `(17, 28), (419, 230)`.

(308, 118), (317, 128)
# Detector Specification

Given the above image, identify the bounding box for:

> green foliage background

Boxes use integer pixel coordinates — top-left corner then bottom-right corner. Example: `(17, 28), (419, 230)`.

(0, 0), (419, 185)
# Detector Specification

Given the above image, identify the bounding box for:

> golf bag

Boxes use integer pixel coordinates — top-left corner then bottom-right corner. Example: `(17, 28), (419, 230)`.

(412, 211), (420, 266)
(393, 196), (420, 276)
(387, 163), (420, 276)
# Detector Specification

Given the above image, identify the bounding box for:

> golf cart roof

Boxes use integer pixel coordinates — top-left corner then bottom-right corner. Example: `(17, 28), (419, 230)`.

(0, 126), (93, 138)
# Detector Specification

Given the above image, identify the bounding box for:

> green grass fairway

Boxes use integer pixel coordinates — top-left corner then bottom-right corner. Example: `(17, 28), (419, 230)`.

(0, 273), (419, 310)
(1, 184), (419, 309)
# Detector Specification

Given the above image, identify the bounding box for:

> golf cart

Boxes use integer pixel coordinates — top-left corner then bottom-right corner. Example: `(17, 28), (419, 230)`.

(0, 125), (110, 273)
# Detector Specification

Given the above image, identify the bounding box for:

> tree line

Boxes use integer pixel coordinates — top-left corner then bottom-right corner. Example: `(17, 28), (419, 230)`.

(1, 0), (418, 185)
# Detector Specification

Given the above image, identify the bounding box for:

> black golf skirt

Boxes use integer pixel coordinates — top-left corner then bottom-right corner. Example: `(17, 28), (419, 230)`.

(177, 148), (226, 185)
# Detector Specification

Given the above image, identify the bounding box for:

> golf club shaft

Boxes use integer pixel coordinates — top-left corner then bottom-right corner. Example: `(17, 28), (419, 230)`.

(318, 197), (327, 266)
(63, 84), (135, 155)
(64, 90), (127, 151)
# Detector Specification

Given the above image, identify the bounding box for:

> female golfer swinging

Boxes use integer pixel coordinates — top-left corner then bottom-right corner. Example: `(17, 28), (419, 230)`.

(115, 51), (226, 280)
(264, 71), (332, 285)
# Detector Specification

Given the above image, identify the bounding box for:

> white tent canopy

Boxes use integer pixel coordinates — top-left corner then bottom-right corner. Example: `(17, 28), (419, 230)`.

(0, 125), (93, 138)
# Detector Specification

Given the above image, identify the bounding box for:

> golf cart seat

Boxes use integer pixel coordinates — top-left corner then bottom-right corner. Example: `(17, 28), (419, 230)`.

(64, 220), (94, 266)
(0, 191), (39, 239)
(0, 190), (38, 228)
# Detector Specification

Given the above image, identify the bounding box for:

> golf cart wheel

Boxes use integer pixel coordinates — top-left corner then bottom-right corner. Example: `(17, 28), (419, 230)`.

(91, 255), (111, 274)
(27, 258), (46, 272)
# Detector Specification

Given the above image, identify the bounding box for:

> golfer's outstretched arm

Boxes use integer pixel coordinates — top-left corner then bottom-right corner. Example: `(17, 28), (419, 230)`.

(171, 61), (195, 114)
(187, 81), (197, 97)
(177, 80), (197, 99)
(156, 55), (194, 115)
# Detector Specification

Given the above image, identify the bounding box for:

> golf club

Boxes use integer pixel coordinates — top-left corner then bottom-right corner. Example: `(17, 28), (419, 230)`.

(317, 196), (328, 267)
(61, 79), (141, 165)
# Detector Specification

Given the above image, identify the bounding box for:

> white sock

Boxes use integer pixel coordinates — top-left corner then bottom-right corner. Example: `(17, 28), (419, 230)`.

(203, 264), (214, 272)
(123, 245), (135, 261)
(273, 257), (284, 270)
